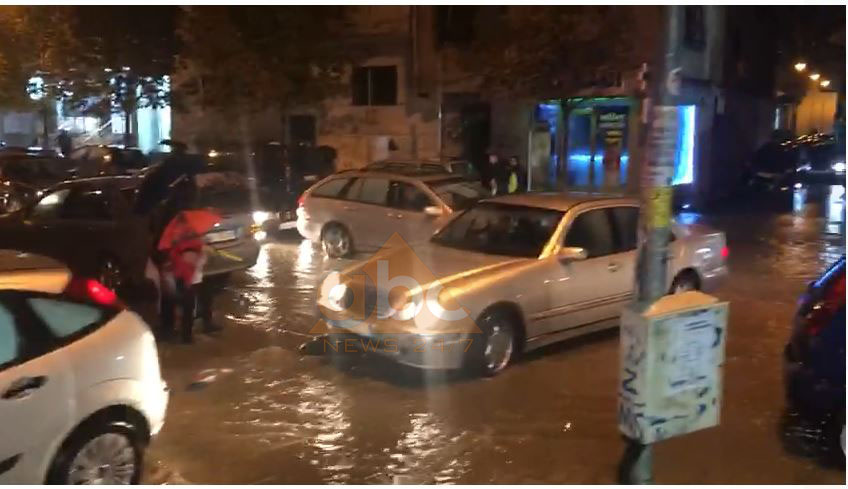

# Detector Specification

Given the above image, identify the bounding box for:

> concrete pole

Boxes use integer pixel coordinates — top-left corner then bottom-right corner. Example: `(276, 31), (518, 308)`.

(618, 5), (681, 484)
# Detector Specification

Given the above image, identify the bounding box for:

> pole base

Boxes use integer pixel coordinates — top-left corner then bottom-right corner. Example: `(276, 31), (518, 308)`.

(618, 437), (653, 484)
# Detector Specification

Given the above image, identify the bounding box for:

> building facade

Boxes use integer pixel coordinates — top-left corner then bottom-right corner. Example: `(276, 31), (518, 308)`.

(171, 6), (778, 205)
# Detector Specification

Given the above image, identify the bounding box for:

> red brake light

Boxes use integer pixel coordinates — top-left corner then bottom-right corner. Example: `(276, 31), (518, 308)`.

(720, 246), (729, 260)
(64, 277), (122, 308)
(297, 194), (305, 208)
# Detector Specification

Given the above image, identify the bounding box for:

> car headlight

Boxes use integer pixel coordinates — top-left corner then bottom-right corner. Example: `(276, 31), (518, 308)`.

(832, 161), (846, 172)
(252, 210), (271, 226)
(326, 283), (351, 312)
(796, 164), (812, 172)
(393, 300), (419, 321)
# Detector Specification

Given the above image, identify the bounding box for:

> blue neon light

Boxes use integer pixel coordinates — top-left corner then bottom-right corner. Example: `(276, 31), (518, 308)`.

(673, 105), (695, 185)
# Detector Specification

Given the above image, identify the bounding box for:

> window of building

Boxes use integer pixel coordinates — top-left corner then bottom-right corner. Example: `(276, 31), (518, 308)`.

(352, 66), (398, 106)
(683, 6), (706, 50)
(436, 6), (479, 45)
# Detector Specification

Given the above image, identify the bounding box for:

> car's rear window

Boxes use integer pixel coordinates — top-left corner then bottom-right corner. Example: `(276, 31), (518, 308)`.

(196, 172), (251, 213)
(28, 297), (104, 338)
(428, 180), (486, 211)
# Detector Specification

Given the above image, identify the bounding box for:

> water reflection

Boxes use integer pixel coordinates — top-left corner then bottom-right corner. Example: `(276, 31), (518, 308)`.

(792, 186), (807, 214)
(825, 184), (845, 235)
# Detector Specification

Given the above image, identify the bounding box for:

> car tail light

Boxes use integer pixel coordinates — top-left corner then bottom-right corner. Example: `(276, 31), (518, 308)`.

(800, 271), (845, 337)
(297, 194), (305, 208)
(720, 246), (729, 260)
(64, 277), (123, 309)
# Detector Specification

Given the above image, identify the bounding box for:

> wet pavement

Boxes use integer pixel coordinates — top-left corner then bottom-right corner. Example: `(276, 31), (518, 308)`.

(144, 184), (846, 484)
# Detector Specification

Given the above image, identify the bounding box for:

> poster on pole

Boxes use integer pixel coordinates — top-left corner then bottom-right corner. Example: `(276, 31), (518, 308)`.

(642, 106), (678, 188)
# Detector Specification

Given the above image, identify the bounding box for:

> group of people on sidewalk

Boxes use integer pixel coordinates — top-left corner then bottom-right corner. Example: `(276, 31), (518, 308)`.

(485, 153), (526, 196)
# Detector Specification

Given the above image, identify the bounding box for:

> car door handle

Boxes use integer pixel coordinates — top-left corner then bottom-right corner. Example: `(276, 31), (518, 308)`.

(2, 376), (47, 400)
(386, 212), (403, 219)
(342, 206), (354, 211)
(607, 262), (620, 272)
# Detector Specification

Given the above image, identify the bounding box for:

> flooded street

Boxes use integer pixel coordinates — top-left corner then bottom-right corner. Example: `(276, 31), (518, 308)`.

(144, 185), (845, 484)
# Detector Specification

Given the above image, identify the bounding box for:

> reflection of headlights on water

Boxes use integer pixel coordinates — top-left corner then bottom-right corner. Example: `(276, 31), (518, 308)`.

(832, 161), (846, 173)
(252, 210), (271, 226)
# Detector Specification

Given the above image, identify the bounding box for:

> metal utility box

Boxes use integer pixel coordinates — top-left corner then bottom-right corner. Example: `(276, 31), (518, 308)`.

(618, 291), (729, 444)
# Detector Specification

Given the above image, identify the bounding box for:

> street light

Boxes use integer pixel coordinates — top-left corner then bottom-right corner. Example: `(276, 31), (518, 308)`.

(820, 79), (831, 88)
(794, 62), (807, 72)
(810, 73), (821, 81)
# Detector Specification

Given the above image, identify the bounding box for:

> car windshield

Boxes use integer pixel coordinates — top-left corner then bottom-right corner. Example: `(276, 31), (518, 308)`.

(427, 179), (487, 211)
(195, 171), (251, 213)
(431, 202), (563, 257)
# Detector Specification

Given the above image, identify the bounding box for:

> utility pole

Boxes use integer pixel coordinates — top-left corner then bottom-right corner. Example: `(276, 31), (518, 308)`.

(618, 5), (682, 484)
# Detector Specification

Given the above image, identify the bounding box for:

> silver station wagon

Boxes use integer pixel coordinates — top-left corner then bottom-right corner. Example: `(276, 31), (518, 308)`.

(296, 169), (488, 257)
(316, 193), (729, 376)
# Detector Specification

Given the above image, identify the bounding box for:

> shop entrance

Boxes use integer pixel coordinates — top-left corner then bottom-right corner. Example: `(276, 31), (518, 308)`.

(564, 97), (633, 191)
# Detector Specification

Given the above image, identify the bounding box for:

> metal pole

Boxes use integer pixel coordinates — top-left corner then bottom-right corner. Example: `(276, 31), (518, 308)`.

(437, 49), (443, 159)
(619, 5), (681, 484)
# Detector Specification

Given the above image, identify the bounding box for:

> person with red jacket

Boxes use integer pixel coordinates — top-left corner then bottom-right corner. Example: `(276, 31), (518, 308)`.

(159, 215), (220, 343)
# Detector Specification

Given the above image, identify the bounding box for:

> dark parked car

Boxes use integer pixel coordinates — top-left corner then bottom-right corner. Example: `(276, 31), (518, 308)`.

(0, 171), (261, 295)
(68, 145), (150, 177)
(783, 255), (845, 463)
(0, 154), (77, 213)
(795, 138), (845, 185)
(745, 135), (845, 191)
(0, 175), (151, 293)
(744, 140), (802, 191)
(204, 142), (315, 231)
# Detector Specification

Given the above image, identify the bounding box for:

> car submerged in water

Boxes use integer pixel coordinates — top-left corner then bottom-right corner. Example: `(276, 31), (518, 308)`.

(316, 193), (729, 376)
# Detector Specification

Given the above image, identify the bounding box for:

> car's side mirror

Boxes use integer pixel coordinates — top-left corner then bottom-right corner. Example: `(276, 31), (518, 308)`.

(423, 205), (443, 217)
(558, 246), (587, 262)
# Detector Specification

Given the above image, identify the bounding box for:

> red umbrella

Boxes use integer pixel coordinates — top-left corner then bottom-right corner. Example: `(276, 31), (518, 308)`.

(157, 209), (222, 250)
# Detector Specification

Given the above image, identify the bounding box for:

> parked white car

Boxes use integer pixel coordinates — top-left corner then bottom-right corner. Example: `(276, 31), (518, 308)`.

(0, 250), (168, 484)
(297, 169), (488, 257)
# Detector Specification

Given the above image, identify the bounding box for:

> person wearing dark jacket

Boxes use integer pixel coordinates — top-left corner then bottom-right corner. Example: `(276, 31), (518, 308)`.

(490, 154), (511, 195)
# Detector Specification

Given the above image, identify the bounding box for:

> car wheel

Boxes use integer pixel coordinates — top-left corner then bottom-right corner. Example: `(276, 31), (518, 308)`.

(47, 421), (143, 484)
(470, 310), (517, 377)
(322, 224), (353, 258)
(98, 257), (124, 292)
(670, 271), (699, 294)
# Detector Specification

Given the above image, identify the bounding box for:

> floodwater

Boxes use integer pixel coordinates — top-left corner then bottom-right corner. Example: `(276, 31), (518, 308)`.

(144, 184), (846, 484)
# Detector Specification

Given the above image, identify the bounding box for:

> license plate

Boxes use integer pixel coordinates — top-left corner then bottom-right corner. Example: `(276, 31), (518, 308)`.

(206, 230), (237, 243)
